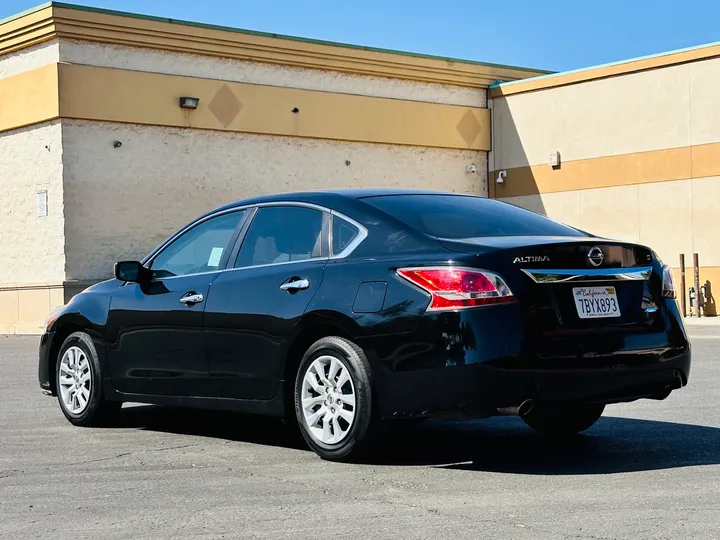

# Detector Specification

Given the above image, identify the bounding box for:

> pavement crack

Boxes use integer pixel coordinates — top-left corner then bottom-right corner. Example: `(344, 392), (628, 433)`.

(67, 444), (199, 467)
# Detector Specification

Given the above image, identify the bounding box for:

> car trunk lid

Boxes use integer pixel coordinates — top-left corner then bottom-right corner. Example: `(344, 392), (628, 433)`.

(440, 236), (665, 358)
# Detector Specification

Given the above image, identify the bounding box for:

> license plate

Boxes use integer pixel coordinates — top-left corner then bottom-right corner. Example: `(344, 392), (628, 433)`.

(573, 286), (621, 319)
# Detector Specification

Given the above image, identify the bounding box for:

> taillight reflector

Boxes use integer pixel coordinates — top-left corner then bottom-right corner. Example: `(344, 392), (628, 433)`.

(397, 267), (514, 311)
(662, 264), (676, 299)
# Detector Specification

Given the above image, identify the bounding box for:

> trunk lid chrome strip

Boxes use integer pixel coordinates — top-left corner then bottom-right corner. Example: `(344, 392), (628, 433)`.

(522, 266), (653, 283)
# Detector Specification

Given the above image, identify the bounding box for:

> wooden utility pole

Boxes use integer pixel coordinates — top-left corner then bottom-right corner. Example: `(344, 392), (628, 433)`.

(694, 253), (701, 317)
(680, 254), (686, 317)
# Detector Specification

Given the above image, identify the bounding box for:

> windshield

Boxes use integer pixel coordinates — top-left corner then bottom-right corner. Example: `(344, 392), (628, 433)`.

(363, 194), (586, 239)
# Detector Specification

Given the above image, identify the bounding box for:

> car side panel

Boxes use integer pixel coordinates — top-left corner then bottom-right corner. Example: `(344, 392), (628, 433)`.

(39, 280), (119, 395)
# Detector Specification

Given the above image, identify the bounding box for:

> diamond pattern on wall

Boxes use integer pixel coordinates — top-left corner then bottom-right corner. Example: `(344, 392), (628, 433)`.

(456, 109), (482, 147)
(209, 84), (243, 128)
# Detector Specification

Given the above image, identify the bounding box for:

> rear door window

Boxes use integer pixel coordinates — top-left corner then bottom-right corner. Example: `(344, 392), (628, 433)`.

(363, 195), (586, 239)
(235, 206), (325, 268)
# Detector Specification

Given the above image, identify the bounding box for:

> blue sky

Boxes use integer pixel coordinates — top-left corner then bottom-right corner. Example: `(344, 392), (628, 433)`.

(4, 0), (720, 72)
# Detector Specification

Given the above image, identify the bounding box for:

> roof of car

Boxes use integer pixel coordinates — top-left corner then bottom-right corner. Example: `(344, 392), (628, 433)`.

(216, 188), (475, 210)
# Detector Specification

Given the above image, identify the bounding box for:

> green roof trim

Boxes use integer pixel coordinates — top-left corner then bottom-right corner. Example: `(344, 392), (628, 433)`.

(0, 1), (53, 24)
(2, 1), (550, 76)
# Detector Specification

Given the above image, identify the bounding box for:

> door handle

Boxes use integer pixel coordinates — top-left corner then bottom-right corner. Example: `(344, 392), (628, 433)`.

(280, 279), (310, 292)
(179, 292), (204, 305)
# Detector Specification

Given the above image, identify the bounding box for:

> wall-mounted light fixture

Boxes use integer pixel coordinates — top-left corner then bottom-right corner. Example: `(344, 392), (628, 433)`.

(548, 151), (561, 168)
(179, 97), (200, 109)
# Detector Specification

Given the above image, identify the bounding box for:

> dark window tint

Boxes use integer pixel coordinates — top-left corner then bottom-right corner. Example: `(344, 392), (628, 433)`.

(332, 216), (360, 255)
(150, 211), (245, 278)
(363, 195), (585, 239)
(236, 206), (324, 267)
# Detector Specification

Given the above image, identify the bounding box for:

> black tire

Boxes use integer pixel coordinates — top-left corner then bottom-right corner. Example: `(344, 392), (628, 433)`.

(55, 331), (121, 427)
(294, 336), (377, 461)
(522, 403), (605, 436)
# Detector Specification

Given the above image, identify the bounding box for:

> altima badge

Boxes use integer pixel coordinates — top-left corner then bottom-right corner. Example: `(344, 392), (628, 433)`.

(513, 255), (550, 264)
(588, 246), (605, 267)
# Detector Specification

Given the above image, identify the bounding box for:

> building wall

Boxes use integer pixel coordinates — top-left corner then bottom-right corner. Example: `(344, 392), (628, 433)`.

(61, 119), (486, 280)
(58, 39), (486, 107)
(490, 56), (720, 314)
(55, 39), (488, 281)
(0, 39), (58, 80)
(0, 121), (66, 333)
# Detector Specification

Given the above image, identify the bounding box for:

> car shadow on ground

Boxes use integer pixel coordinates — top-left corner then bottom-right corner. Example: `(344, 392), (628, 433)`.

(115, 404), (720, 474)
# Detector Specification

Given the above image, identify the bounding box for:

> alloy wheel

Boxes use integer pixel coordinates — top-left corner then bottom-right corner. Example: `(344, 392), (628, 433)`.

(301, 355), (356, 444)
(58, 346), (92, 415)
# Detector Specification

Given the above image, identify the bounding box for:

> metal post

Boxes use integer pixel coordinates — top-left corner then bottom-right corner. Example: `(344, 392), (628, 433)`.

(680, 254), (686, 317)
(694, 253), (701, 317)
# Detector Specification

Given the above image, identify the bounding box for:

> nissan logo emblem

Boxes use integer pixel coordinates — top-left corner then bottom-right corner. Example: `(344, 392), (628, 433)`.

(588, 246), (605, 267)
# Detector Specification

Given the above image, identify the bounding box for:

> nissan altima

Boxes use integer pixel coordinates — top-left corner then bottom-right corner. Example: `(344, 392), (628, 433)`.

(39, 189), (691, 460)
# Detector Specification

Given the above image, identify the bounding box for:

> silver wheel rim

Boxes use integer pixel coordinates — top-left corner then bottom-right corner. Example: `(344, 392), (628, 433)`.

(301, 355), (356, 444)
(58, 346), (92, 415)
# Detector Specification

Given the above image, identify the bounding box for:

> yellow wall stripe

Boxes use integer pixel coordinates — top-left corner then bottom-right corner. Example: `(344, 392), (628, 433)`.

(0, 64), (59, 132)
(54, 63), (489, 150)
(490, 144), (720, 199)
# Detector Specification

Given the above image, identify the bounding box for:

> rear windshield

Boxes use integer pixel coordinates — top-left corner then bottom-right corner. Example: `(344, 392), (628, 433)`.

(363, 195), (586, 239)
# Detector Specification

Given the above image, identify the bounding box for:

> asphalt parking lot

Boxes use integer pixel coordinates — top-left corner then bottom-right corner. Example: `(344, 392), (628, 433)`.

(1, 329), (719, 540)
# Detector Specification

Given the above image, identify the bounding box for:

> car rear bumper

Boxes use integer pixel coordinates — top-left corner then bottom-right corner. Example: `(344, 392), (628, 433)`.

(378, 349), (690, 419)
(38, 331), (55, 395)
(464, 349), (690, 411)
(370, 299), (691, 419)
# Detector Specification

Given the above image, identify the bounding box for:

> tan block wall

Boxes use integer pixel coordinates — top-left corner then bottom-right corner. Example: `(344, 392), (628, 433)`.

(0, 121), (66, 284)
(61, 120), (487, 280)
(0, 284), (67, 334)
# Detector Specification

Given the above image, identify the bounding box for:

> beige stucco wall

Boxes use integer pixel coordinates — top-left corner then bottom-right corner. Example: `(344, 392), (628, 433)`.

(58, 39), (486, 107)
(0, 121), (66, 334)
(0, 121), (66, 283)
(61, 120), (487, 280)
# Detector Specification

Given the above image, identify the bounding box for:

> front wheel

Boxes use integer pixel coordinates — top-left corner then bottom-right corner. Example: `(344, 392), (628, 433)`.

(56, 331), (121, 426)
(294, 336), (377, 461)
(522, 403), (605, 436)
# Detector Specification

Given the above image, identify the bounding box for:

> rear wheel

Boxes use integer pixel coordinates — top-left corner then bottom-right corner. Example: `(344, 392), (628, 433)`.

(522, 403), (605, 436)
(56, 332), (121, 426)
(294, 336), (377, 461)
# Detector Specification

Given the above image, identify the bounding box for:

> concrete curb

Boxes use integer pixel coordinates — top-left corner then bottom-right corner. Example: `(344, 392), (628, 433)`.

(683, 317), (720, 326)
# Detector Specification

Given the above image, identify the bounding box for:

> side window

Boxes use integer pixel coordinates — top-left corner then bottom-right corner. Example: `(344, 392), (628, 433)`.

(332, 215), (360, 256)
(236, 206), (324, 268)
(150, 211), (245, 278)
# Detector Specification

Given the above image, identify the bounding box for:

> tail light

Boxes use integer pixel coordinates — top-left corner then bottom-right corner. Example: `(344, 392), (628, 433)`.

(662, 265), (676, 299)
(397, 267), (514, 311)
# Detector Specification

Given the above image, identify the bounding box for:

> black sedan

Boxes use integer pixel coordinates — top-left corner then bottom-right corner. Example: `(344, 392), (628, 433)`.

(39, 189), (691, 460)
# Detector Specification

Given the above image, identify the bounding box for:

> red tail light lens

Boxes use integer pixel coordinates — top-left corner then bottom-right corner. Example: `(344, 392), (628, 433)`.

(397, 267), (514, 311)
(662, 264), (676, 299)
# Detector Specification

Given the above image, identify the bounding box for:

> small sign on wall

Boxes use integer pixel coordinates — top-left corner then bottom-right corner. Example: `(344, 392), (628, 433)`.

(36, 189), (48, 217)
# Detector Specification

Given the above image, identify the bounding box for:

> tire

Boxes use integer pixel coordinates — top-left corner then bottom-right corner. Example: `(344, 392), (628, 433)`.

(522, 403), (605, 436)
(55, 331), (121, 427)
(294, 336), (377, 461)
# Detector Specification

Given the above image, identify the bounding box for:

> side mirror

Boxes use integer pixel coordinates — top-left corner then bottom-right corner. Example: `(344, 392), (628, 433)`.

(114, 261), (148, 283)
